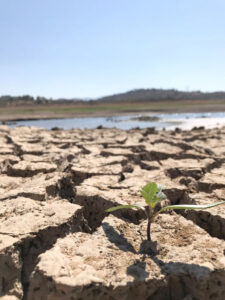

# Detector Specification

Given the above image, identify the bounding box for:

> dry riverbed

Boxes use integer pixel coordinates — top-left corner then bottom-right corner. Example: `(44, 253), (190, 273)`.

(1, 125), (225, 300)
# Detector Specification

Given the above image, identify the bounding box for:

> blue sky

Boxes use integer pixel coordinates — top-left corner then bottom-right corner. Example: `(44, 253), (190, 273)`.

(0, 0), (225, 98)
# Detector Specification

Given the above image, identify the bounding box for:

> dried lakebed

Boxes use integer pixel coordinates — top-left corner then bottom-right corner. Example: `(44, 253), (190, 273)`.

(0, 125), (225, 300)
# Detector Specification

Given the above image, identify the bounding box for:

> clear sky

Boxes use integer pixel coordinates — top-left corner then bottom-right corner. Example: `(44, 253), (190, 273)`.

(0, 0), (225, 98)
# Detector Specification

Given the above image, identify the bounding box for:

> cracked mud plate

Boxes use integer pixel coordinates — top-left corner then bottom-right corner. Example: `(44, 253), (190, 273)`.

(1, 125), (225, 300)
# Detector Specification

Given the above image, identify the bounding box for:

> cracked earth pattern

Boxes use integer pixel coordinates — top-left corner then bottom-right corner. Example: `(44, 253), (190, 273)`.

(1, 125), (225, 300)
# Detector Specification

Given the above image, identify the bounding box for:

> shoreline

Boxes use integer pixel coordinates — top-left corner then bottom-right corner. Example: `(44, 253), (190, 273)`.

(2, 111), (225, 132)
(0, 111), (158, 123)
(1, 108), (225, 123)
(1, 100), (225, 122)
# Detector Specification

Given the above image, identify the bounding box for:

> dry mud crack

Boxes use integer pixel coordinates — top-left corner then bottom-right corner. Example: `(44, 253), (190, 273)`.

(0, 125), (225, 300)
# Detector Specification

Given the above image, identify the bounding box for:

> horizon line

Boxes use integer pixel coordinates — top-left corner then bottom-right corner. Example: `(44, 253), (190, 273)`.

(2, 87), (225, 100)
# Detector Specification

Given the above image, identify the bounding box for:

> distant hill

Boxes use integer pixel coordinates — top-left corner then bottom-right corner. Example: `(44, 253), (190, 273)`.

(1, 89), (225, 106)
(97, 89), (225, 102)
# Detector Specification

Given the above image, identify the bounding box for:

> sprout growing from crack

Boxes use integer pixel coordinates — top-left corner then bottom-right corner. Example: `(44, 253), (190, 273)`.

(106, 182), (225, 241)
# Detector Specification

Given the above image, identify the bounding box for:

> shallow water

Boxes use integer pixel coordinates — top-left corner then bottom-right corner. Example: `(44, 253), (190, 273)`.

(5, 111), (225, 130)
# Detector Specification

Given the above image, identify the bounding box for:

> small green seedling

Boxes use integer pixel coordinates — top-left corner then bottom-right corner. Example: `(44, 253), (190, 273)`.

(106, 182), (225, 241)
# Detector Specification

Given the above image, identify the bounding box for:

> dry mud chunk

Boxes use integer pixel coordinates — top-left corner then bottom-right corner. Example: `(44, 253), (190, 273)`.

(124, 132), (145, 144)
(0, 175), (23, 190)
(75, 180), (146, 228)
(0, 197), (82, 239)
(100, 148), (133, 157)
(7, 161), (57, 177)
(78, 144), (103, 155)
(17, 143), (45, 155)
(0, 125), (10, 132)
(139, 160), (161, 170)
(44, 145), (82, 155)
(145, 143), (182, 155)
(184, 192), (225, 239)
(178, 149), (209, 160)
(208, 164), (225, 178)
(113, 133), (128, 143)
(210, 145), (225, 156)
(165, 167), (204, 180)
(0, 237), (22, 298)
(0, 296), (19, 300)
(214, 188), (225, 200)
(161, 158), (215, 169)
(0, 147), (14, 155)
(191, 137), (225, 156)
(0, 173), (61, 201)
(162, 158), (207, 180)
(28, 214), (225, 300)
(21, 154), (53, 163)
(75, 167), (172, 207)
(10, 127), (40, 135)
(81, 175), (121, 190)
(71, 155), (126, 176)
(76, 181), (143, 206)
(72, 155), (127, 166)
(114, 166), (187, 201)
(0, 155), (20, 164)
(0, 137), (10, 146)
(42, 136), (77, 145)
(0, 197), (83, 298)
(198, 172), (225, 192)
(152, 138), (194, 151)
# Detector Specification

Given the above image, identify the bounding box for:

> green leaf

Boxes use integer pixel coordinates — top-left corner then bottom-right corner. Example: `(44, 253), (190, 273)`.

(105, 204), (145, 213)
(160, 201), (225, 212)
(141, 182), (166, 208)
(141, 182), (158, 207)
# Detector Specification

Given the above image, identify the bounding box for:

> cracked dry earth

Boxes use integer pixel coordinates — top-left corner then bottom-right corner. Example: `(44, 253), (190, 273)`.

(1, 125), (225, 300)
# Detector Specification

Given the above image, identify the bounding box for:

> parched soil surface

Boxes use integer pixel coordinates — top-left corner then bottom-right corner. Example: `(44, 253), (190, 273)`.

(1, 125), (225, 300)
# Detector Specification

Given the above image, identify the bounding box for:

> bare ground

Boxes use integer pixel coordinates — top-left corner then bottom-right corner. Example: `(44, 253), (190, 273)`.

(1, 125), (225, 300)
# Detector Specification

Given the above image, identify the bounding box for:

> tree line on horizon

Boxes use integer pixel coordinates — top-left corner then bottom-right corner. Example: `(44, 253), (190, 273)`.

(1, 88), (225, 106)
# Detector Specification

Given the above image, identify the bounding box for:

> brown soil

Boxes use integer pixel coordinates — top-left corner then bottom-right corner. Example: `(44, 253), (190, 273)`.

(1, 125), (225, 300)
